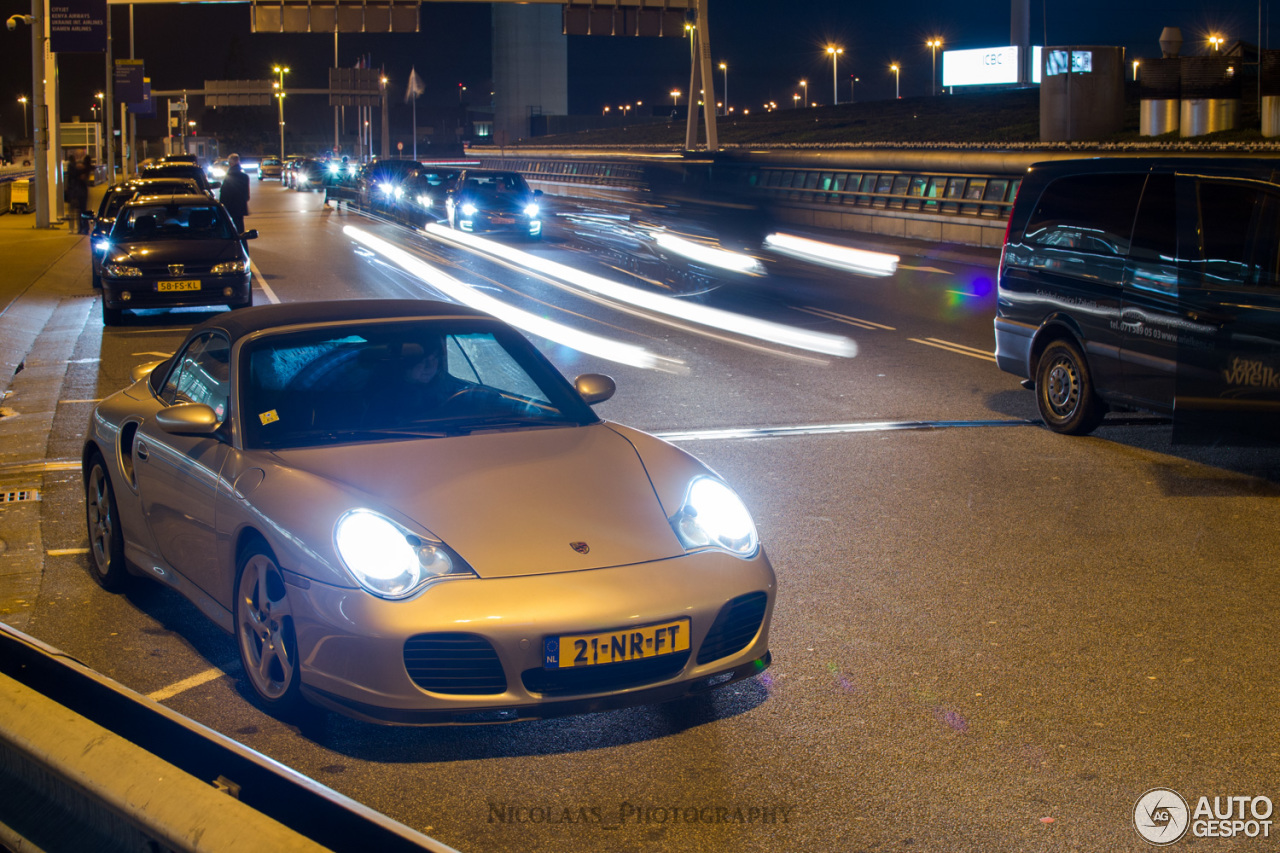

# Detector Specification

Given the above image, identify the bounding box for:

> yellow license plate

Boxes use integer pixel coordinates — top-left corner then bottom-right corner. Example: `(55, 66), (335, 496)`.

(157, 280), (201, 292)
(544, 618), (691, 669)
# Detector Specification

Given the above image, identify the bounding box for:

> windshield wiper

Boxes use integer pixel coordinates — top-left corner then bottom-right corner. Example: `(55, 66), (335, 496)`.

(450, 416), (572, 434)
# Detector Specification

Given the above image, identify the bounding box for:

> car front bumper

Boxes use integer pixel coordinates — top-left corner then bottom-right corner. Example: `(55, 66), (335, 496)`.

(287, 548), (775, 724)
(103, 274), (252, 310)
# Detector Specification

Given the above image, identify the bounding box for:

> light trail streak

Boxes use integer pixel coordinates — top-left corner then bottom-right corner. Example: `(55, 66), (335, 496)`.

(763, 233), (900, 277)
(343, 226), (685, 373)
(422, 224), (857, 358)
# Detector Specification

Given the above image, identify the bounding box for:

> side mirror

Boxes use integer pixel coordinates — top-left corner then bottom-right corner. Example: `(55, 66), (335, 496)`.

(240, 229), (259, 240)
(533, 189), (543, 198)
(156, 403), (221, 435)
(209, 180), (221, 189)
(574, 373), (616, 406)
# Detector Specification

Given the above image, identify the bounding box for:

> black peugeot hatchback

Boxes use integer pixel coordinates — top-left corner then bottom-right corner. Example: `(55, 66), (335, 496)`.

(99, 194), (257, 326)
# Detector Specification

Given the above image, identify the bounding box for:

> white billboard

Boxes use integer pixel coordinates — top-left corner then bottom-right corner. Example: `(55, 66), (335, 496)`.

(942, 46), (1042, 86)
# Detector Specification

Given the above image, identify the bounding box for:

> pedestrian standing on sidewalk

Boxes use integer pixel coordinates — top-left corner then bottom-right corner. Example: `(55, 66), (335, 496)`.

(65, 155), (89, 233)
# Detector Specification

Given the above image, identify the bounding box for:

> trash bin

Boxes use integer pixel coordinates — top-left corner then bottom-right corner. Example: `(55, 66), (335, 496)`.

(9, 179), (31, 214)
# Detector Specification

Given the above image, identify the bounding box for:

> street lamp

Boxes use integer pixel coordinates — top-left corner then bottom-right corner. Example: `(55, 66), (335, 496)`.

(793, 93), (801, 109)
(827, 45), (844, 105)
(850, 76), (860, 103)
(273, 65), (289, 162)
(927, 38), (942, 96)
(1133, 59), (1140, 81)
(670, 89), (681, 106)
(1209, 34), (1224, 52)
(18, 96), (27, 138)
(890, 63), (900, 99)
(719, 61), (728, 115)
(799, 79), (807, 107)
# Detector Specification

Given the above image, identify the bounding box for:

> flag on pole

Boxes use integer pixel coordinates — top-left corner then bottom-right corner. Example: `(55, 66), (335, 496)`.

(405, 67), (425, 103)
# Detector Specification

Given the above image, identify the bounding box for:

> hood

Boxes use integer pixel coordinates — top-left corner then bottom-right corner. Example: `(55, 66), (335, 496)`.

(272, 423), (686, 578)
(110, 239), (243, 265)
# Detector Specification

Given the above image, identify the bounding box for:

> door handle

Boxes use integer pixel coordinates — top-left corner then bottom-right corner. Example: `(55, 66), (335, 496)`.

(135, 440), (149, 462)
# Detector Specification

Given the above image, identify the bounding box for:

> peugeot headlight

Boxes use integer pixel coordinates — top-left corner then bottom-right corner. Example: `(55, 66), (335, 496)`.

(669, 477), (759, 557)
(523, 203), (540, 219)
(211, 258), (250, 275)
(93, 238), (111, 255)
(461, 202), (478, 216)
(103, 262), (142, 278)
(335, 509), (471, 599)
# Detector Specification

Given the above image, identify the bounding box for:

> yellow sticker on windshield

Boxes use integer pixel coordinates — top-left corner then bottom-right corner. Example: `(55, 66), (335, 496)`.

(259, 409), (280, 425)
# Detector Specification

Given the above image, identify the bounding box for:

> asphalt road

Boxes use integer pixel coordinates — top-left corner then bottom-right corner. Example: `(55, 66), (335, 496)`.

(11, 182), (1280, 852)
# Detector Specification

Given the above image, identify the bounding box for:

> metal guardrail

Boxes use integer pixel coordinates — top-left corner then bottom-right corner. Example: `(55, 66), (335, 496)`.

(472, 149), (1019, 247)
(0, 623), (460, 853)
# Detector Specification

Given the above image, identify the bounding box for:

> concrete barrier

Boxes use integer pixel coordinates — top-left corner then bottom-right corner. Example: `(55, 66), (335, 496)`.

(0, 623), (461, 853)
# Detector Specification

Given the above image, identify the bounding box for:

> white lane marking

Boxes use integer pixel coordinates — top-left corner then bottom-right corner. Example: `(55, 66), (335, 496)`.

(251, 260), (281, 304)
(908, 337), (997, 362)
(147, 667), (227, 702)
(795, 306), (896, 331)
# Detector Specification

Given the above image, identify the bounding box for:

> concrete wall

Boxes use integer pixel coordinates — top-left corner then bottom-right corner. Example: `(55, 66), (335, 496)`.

(492, 6), (568, 147)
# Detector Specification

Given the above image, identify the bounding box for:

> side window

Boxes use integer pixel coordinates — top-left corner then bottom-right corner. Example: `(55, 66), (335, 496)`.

(1022, 173), (1146, 256)
(1129, 173), (1178, 262)
(160, 333), (232, 423)
(1197, 180), (1280, 288)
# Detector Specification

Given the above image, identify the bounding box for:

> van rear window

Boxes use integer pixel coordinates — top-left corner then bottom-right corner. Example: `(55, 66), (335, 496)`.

(1023, 173), (1146, 256)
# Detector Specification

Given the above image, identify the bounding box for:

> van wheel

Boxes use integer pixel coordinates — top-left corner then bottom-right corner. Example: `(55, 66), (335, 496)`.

(1036, 339), (1105, 435)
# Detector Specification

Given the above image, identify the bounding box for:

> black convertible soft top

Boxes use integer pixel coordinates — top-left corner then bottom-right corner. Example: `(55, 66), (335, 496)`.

(188, 299), (492, 346)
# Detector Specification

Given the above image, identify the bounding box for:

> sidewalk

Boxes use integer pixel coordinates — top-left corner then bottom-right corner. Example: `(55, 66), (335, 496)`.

(0, 190), (100, 632)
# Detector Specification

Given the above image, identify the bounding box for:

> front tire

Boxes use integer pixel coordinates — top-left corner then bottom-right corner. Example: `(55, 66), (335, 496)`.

(1035, 339), (1105, 435)
(85, 454), (129, 591)
(235, 541), (305, 716)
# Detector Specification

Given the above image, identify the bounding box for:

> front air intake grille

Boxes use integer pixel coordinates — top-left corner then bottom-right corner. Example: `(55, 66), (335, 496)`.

(522, 652), (690, 696)
(696, 592), (768, 664)
(404, 633), (507, 695)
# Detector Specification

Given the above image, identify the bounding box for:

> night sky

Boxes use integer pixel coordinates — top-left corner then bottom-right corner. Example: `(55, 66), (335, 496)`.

(1, 1), (1270, 149)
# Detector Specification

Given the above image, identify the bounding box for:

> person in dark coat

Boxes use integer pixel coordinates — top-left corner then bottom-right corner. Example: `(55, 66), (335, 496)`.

(219, 153), (251, 236)
(66, 154), (90, 233)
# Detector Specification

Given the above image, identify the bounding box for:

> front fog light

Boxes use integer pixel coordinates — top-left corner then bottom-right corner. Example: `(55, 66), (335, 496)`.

(670, 477), (759, 557)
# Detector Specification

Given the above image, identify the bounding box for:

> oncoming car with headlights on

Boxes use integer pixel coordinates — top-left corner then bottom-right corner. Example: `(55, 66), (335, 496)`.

(82, 300), (774, 724)
(446, 169), (544, 239)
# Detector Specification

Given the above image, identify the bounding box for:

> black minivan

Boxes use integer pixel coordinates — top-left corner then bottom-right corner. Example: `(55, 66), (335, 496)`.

(995, 157), (1280, 437)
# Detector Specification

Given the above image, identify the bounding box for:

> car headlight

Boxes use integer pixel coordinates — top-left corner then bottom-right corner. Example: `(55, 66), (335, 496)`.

(211, 259), (250, 275)
(378, 182), (397, 197)
(669, 477), (759, 558)
(103, 262), (142, 278)
(297, 174), (309, 185)
(93, 238), (111, 254)
(524, 203), (540, 218)
(461, 202), (478, 216)
(327, 163), (340, 175)
(334, 509), (471, 599)
(416, 194), (432, 208)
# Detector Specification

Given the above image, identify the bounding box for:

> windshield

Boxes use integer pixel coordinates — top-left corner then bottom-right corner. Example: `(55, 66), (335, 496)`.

(112, 204), (236, 241)
(462, 173), (529, 195)
(239, 320), (597, 449)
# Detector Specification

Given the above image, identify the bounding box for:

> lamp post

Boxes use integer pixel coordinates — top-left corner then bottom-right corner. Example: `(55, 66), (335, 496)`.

(850, 76), (860, 103)
(827, 45), (844, 105)
(927, 38), (942, 96)
(273, 65), (289, 162)
(1209, 34), (1224, 52)
(799, 79), (807, 107)
(890, 63), (900, 99)
(793, 93), (800, 108)
(18, 96), (28, 140)
(670, 89), (681, 106)
(719, 62), (728, 115)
